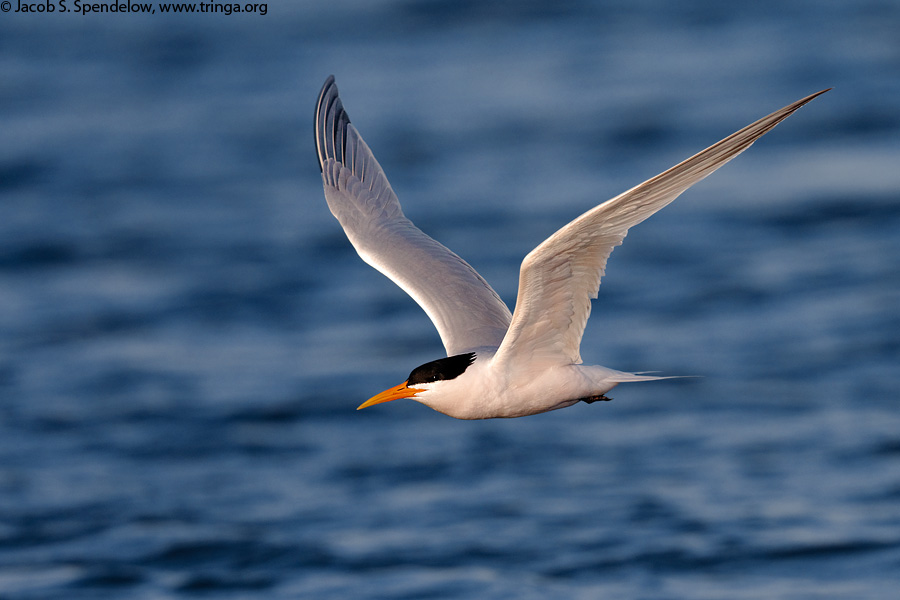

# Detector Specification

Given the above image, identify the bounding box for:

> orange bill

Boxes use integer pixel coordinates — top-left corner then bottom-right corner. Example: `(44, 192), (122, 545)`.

(357, 381), (425, 410)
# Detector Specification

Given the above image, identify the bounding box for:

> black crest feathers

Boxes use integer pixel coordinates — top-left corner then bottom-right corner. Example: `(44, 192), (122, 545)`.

(408, 353), (476, 385)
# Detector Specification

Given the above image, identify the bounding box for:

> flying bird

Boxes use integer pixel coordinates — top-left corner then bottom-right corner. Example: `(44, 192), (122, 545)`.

(314, 76), (827, 419)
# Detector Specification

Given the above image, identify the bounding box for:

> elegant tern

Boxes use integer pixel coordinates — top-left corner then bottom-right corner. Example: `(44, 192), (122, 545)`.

(315, 76), (827, 419)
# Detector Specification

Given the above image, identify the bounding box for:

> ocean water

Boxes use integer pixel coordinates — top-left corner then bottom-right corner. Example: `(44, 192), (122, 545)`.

(1, 1), (899, 598)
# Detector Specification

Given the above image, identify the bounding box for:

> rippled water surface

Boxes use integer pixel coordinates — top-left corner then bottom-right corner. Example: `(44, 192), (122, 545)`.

(2, 2), (899, 598)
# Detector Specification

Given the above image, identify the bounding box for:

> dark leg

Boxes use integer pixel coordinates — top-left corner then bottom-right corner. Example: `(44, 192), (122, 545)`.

(580, 394), (612, 404)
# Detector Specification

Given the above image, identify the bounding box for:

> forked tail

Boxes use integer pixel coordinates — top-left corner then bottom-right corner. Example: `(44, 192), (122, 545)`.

(611, 370), (696, 383)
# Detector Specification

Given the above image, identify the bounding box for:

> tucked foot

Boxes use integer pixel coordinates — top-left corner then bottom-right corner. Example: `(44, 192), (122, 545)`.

(580, 394), (612, 404)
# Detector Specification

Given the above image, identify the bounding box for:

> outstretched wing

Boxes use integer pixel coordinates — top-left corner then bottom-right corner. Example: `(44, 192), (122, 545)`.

(315, 76), (512, 355)
(493, 89), (829, 369)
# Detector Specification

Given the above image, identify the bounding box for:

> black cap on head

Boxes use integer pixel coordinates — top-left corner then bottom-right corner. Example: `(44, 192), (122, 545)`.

(408, 353), (476, 385)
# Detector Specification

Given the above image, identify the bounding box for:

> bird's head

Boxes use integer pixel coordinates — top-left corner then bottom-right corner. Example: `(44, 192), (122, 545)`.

(357, 352), (476, 411)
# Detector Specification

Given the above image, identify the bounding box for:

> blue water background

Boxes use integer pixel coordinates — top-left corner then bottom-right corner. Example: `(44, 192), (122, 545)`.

(2, 1), (899, 598)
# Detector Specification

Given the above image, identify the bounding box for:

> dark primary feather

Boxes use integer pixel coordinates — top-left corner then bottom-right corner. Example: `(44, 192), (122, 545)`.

(314, 75), (350, 173)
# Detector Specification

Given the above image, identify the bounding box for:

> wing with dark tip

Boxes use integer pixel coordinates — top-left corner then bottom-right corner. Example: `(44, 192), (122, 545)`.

(315, 76), (513, 355)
